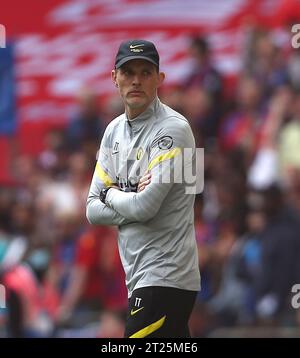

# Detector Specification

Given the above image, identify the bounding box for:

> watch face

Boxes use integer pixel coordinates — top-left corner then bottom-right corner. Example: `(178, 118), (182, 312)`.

(100, 188), (106, 203)
(100, 187), (110, 203)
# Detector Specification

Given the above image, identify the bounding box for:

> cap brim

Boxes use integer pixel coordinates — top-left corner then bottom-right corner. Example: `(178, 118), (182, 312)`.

(115, 56), (158, 69)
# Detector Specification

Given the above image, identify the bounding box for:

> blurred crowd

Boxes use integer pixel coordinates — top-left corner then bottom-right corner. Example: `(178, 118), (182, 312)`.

(1, 27), (300, 337)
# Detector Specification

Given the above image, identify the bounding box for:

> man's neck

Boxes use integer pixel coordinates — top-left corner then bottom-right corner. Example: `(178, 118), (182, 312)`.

(126, 105), (148, 120)
(125, 97), (157, 120)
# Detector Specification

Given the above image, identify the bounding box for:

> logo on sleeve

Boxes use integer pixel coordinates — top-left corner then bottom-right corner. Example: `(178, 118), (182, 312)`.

(112, 142), (119, 154)
(158, 136), (173, 150)
(136, 147), (144, 160)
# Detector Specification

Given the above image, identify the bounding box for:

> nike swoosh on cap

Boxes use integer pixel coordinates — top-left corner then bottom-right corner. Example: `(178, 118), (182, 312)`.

(129, 44), (145, 49)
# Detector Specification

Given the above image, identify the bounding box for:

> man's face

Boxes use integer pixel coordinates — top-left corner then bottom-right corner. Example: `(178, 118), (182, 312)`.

(112, 59), (165, 116)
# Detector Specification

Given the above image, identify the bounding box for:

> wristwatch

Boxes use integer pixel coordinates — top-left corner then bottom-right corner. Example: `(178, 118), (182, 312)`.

(99, 187), (112, 204)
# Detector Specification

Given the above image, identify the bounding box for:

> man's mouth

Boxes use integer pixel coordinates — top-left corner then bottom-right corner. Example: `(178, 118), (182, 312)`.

(128, 90), (143, 96)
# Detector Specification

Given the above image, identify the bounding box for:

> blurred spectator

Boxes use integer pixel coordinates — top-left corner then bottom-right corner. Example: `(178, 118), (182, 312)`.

(219, 75), (266, 163)
(288, 52), (300, 91)
(97, 311), (125, 338)
(48, 210), (83, 298)
(182, 87), (213, 147)
(0, 189), (14, 233)
(65, 88), (104, 153)
(248, 85), (293, 189)
(205, 184), (300, 328)
(183, 36), (223, 141)
(243, 29), (290, 101)
(36, 152), (90, 225)
(207, 200), (266, 327)
(184, 36), (223, 103)
(253, 185), (300, 324)
(159, 86), (185, 116)
(56, 226), (127, 329)
(38, 129), (69, 179)
(0, 236), (59, 337)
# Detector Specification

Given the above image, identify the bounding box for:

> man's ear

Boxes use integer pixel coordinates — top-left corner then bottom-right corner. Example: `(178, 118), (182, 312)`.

(158, 72), (165, 87)
(112, 69), (118, 87)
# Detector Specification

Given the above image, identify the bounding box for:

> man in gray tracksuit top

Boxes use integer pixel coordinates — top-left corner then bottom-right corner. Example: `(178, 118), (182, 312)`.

(86, 39), (200, 338)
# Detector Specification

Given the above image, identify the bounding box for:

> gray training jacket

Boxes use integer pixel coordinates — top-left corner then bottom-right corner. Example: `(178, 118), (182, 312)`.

(86, 97), (200, 297)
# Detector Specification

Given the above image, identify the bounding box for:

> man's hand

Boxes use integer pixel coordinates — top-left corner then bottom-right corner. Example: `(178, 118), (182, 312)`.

(137, 171), (152, 192)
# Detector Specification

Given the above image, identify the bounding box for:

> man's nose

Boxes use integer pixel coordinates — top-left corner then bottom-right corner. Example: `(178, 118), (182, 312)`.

(132, 74), (141, 86)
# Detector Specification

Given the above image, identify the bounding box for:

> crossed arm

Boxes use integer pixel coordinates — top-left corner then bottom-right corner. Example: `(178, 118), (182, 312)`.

(86, 170), (152, 226)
